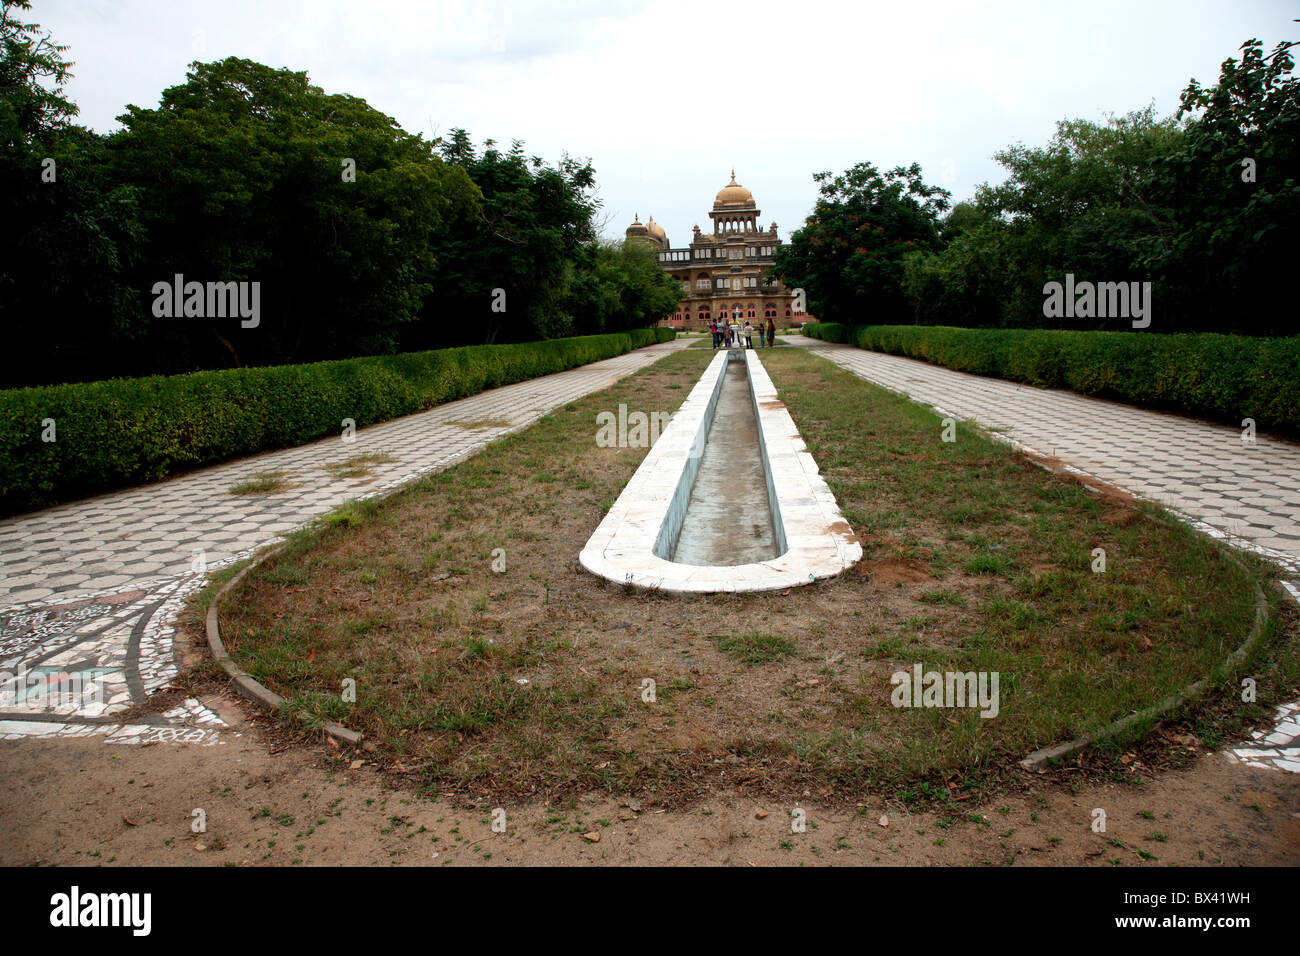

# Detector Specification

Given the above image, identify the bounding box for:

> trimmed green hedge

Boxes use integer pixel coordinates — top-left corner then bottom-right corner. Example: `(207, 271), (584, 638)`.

(1, 328), (676, 515)
(803, 324), (1300, 435)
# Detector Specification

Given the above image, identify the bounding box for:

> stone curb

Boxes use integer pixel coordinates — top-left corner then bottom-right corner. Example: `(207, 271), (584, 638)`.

(199, 338), (685, 751)
(205, 545), (363, 749)
(1019, 547), (1273, 771)
(786, 337), (1289, 773)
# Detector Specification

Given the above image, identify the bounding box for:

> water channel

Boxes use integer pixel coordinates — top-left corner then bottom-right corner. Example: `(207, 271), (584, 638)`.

(670, 354), (779, 565)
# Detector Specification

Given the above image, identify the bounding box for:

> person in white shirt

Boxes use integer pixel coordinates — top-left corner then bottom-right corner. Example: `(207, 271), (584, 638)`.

(743, 321), (754, 348)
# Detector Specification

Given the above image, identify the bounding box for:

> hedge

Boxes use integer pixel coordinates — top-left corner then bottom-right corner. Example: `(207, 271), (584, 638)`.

(803, 324), (1300, 435)
(0, 328), (676, 515)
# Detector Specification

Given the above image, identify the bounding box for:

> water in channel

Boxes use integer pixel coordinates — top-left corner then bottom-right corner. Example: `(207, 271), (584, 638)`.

(670, 357), (779, 566)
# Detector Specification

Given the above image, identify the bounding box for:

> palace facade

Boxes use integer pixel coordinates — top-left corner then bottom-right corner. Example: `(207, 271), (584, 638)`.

(625, 171), (811, 330)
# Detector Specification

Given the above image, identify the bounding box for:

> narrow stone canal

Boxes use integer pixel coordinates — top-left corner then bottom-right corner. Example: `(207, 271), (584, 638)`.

(671, 355), (779, 566)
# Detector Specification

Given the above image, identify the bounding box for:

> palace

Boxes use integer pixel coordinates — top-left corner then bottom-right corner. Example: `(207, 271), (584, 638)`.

(625, 171), (810, 330)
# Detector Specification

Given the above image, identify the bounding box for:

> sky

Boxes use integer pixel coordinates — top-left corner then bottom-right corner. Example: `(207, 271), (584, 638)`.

(34, 0), (1299, 242)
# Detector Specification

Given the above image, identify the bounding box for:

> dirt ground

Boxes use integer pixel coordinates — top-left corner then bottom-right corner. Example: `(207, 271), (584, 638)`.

(2, 688), (1297, 866)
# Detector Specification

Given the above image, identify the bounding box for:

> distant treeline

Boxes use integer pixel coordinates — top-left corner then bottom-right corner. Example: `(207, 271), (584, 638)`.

(0, 1), (680, 388)
(771, 37), (1298, 337)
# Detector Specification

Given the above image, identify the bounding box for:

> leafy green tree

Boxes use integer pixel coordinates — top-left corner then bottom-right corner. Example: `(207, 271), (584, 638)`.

(108, 57), (480, 370)
(770, 162), (950, 322)
(1, 0), (143, 387)
(561, 240), (680, 334)
(421, 130), (602, 346)
(901, 37), (1297, 335)
(1143, 37), (1299, 333)
(0, 0), (74, 145)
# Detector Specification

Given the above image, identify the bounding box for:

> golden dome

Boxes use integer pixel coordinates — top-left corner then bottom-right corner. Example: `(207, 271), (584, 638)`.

(646, 216), (666, 240)
(714, 169), (754, 206)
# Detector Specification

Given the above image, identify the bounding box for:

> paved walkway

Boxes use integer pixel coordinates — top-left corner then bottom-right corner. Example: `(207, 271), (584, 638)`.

(785, 335), (1300, 773)
(0, 338), (693, 744)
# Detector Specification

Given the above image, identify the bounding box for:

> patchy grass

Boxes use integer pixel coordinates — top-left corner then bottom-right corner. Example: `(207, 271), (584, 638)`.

(322, 454), (398, 479)
(229, 470), (297, 496)
(713, 632), (796, 665)
(211, 346), (1286, 805)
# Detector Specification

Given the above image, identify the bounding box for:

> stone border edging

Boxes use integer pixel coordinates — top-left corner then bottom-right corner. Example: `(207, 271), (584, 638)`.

(1019, 551), (1271, 771)
(196, 338), (688, 750)
(204, 545), (363, 748)
(580, 348), (862, 592)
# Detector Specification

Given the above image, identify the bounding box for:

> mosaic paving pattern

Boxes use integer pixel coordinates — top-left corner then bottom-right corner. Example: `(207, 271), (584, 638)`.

(786, 335), (1300, 772)
(1228, 701), (1300, 773)
(0, 339), (693, 743)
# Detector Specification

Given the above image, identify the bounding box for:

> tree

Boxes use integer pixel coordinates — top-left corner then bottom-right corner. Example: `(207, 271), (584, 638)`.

(0, 0), (75, 147)
(1143, 37), (1299, 333)
(0, 1), (144, 387)
(108, 57), (480, 370)
(562, 240), (681, 334)
(770, 162), (950, 323)
(900, 37), (1298, 336)
(422, 131), (602, 346)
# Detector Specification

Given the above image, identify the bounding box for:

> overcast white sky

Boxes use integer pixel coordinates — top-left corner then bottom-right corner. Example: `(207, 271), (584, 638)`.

(36, 0), (1299, 242)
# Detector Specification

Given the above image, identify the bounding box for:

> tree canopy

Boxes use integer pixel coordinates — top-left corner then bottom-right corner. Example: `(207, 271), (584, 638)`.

(0, 5), (679, 388)
(769, 162), (950, 323)
(899, 37), (1297, 335)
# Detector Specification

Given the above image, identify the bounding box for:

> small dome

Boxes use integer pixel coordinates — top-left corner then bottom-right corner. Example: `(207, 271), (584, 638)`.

(646, 216), (666, 240)
(625, 213), (649, 238)
(715, 169), (754, 206)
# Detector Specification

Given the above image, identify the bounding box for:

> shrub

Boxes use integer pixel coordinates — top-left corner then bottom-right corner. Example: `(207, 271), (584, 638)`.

(0, 328), (676, 514)
(803, 324), (1299, 434)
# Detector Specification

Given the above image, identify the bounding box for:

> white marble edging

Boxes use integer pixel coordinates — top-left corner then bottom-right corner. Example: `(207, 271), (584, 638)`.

(579, 348), (862, 592)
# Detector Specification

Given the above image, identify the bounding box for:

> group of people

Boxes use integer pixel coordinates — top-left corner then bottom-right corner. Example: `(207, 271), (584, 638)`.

(710, 317), (776, 349)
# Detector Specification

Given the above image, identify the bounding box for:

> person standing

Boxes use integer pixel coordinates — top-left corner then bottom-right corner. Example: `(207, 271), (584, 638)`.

(743, 320), (754, 349)
(710, 319), (718, 349)
(766, 317), (775, 347)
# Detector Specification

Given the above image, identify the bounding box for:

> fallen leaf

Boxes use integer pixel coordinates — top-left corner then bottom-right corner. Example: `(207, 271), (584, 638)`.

(582, 831), (601, 843)
(123, 816), (136, 827)
(754, 810), (769, 820)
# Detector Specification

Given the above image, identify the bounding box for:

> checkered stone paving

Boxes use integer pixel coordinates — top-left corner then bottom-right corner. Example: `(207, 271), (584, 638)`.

(0, 338), (693, 743)
(785, 335), (1300, 772)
